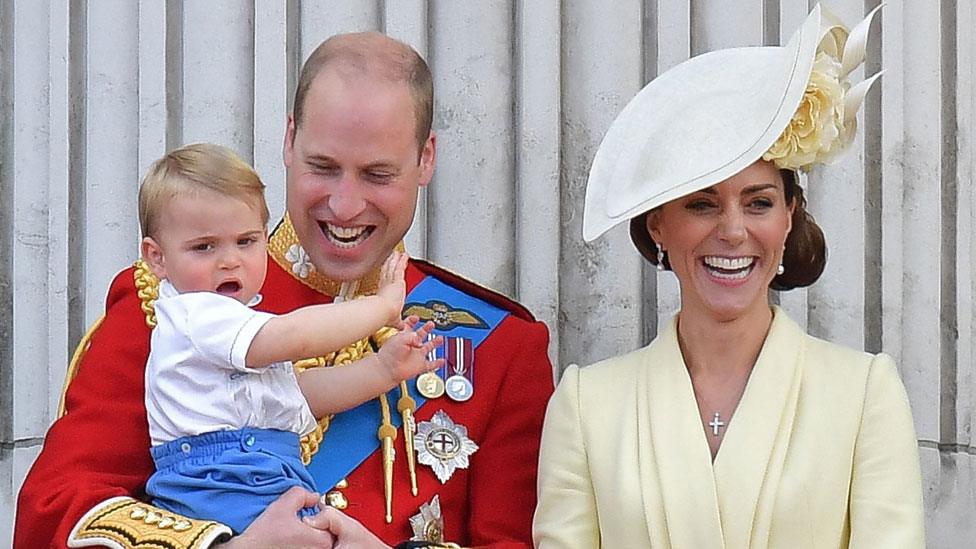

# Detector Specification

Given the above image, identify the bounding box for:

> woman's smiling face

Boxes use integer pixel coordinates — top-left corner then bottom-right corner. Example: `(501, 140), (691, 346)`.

(647, 160), (794, 322)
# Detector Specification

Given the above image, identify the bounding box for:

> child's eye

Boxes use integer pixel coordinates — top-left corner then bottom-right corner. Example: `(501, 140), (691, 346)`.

(192, 243), (213, 252)
(238, 237), (256, 246)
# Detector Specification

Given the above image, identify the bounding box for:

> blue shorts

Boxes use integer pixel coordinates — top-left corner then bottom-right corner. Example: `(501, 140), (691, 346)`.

(147, 428), (318, 534)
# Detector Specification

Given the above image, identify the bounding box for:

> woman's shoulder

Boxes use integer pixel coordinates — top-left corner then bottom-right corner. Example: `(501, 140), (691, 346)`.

(577, 344), (650, 377)
(555, 345), (653, 403)
(798, 330), (901, 396)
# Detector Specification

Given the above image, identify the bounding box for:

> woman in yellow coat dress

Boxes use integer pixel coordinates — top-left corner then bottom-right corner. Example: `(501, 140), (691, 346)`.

(533, 5), (925, 549)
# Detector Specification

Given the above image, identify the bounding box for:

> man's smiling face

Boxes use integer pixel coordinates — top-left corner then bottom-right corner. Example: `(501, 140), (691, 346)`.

(283, 67), (435, 282)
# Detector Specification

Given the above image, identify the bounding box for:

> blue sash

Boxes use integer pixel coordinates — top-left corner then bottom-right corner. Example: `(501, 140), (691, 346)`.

(306, 275), (509, 489)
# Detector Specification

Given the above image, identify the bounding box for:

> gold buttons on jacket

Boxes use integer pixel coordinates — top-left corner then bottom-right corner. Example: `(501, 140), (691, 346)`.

(323, 478), (350, 510)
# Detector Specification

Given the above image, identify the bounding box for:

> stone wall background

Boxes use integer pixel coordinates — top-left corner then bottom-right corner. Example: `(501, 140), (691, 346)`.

(1, 1), (973, 544)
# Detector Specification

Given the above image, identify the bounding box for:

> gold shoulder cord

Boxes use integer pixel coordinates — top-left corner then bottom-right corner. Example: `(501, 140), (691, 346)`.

(296, 324), (418, 525)
(268, 216), (424, 525)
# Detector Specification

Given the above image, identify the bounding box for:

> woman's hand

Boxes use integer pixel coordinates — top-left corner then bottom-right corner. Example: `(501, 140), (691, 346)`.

(219, 487), (336, 548)
(305, 506), (392, 549)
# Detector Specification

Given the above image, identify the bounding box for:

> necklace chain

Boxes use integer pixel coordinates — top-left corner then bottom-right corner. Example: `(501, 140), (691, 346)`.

(692, 374), (750, 437)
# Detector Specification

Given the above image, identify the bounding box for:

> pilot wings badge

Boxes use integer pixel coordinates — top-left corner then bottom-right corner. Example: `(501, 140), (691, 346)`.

(402, 300), (488, 330)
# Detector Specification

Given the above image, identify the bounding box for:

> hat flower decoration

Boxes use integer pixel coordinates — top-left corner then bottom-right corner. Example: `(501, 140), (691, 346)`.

(582, 3), (884, 242)
(762, 5), (884, 171)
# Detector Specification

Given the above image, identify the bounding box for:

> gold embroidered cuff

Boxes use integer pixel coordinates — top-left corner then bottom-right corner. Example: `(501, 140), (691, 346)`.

(67, 496), (232, 549)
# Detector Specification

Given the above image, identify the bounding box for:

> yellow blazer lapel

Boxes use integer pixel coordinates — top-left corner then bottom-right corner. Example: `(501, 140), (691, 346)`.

(713, 306), (805, 548)
(638, 317), (725, 549)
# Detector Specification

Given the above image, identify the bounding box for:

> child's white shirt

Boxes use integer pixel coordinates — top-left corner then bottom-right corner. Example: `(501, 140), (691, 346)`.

(145, 280), (318, 446)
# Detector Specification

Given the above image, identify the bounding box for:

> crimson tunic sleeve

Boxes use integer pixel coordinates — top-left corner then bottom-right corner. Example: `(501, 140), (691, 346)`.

(14, 268), (153, 548)
(466, 315), (553, 548)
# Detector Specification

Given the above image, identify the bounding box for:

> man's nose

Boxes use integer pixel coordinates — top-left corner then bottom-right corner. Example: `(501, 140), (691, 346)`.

(328, 175), (367, 221)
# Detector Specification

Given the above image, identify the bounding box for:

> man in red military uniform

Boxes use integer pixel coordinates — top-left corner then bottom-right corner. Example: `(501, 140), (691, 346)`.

(15, 31), (553, 549)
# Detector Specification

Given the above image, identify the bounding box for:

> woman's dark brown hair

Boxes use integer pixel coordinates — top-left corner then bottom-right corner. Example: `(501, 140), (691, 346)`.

(628, 169), (827, 290)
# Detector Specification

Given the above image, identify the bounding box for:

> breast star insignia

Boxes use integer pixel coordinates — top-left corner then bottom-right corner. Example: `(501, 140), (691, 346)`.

(402, 300), (488, 330)
(409, 495), (445, 543)
(414, 410), (479, 484)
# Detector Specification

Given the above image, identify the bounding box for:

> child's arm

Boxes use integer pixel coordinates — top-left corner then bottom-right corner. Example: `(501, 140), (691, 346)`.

(297, 317), (444, 416)
(245, 252), (408, 368)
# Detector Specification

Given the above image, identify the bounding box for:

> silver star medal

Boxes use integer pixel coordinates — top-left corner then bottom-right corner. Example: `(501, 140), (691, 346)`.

(414, 410), (479, 484)
(409, 495), (445, 543)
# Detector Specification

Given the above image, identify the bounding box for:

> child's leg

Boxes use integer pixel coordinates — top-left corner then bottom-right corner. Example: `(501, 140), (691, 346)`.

(147, 428), (318, 534)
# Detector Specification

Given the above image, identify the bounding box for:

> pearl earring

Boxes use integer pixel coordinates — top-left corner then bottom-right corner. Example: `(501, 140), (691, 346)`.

(777, 263), (785, 275)
(656, 247), (666, 271)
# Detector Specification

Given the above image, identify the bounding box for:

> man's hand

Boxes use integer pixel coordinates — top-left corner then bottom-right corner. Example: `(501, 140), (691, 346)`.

(219, 487), (335, 548)
(305, 506), (392, 549)
(377, 251), (409, 325)
(377, 317), (444, 385)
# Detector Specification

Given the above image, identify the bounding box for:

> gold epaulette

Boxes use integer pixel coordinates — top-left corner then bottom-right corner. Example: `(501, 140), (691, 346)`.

(134, 260), (159, 328)
(67, 497), (231, 549)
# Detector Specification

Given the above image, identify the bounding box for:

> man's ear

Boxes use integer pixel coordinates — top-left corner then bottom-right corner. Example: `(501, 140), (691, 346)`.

(141, 237), (167, 280)
(283, 114), (296, 168)
(417, 132), (436, 188)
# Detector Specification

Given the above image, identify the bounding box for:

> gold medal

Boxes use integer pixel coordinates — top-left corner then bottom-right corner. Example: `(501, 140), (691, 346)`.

(416, 371), (445, 399)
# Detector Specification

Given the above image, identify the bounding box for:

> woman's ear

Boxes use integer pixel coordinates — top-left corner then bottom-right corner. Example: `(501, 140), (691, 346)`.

(645, 210), (664, 248)
(141, 237), (167, 279)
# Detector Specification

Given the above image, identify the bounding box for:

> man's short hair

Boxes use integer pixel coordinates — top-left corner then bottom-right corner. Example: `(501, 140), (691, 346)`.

(292, 32), (434, 154)
(138, 143), (269, 238)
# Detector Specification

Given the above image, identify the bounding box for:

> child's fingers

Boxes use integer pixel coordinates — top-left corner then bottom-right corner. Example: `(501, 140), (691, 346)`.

(414, 320), (437, 337)
(380, 251), (401, 282)
(426, 358), (446, 372)
(401, 314), (420, 331)
(420, 334), (444, 355)
(395, 251), (408, 276)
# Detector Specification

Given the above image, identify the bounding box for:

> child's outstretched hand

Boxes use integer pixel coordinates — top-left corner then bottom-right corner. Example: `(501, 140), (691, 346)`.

(376, 316), (444, 385)
(377, 251), (408, 324)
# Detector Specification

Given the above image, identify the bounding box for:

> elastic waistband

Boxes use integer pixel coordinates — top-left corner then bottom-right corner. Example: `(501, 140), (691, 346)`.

(151, 428), (301, 470)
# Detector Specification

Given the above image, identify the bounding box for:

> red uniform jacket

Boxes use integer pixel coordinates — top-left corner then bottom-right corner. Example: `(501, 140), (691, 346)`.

(15, 254), (554, 548)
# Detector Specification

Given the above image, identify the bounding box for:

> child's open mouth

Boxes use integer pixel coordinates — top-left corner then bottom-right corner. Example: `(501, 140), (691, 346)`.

(216, 280), (242, 296)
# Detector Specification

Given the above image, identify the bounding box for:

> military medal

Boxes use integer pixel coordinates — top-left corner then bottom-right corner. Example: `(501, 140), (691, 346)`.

(445, 375), (472, 402)
(417, 334), (446, 399)
(417, 371), (445, 399)
(415, 410), (479, 484)
(443, 337), (474, 402)
(409, 495), (445, 543)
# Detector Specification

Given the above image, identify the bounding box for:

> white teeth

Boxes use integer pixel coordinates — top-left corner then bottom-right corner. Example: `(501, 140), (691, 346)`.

(703, 256), (754, 270)
(702, 256), (755, 280)
(709, 267), (751, 280)
(327, 224), (367, 239)
(324, 223), (371, 248)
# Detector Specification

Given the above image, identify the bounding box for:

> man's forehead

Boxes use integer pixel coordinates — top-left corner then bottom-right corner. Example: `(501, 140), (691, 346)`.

(311, 63), (408, 96)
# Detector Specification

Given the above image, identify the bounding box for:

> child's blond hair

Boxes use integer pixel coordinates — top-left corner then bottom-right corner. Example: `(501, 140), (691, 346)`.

(138, 143), (269, 238)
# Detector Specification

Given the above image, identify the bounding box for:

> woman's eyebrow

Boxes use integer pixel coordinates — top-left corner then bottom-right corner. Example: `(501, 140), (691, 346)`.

(743, 183), (778, 194)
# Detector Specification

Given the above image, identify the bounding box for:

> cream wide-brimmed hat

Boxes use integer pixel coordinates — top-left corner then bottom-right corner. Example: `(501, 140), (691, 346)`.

(582, 3), (883, 243)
